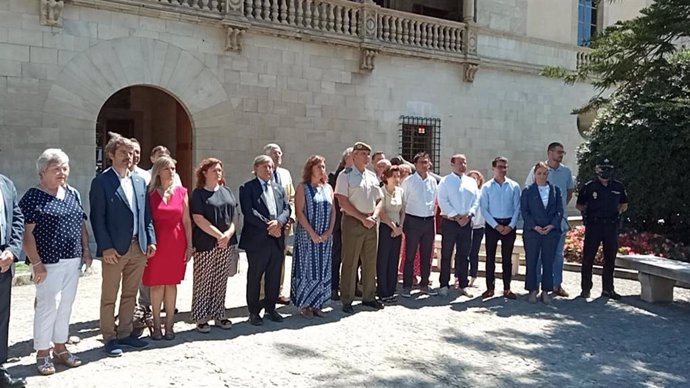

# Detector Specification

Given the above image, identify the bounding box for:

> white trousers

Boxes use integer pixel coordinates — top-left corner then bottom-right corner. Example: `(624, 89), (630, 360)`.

(33, 258), (80, 350)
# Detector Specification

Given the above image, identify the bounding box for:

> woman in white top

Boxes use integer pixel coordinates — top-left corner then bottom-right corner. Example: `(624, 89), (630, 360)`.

(376, 166), (405, 303)
(464, 170), (486, 288)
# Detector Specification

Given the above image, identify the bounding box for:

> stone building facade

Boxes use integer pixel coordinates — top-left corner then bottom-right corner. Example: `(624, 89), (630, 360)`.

(0, 0), (650, 202)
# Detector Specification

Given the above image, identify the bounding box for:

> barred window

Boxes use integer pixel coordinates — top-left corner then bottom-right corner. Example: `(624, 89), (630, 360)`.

(399, 116), (441, 174)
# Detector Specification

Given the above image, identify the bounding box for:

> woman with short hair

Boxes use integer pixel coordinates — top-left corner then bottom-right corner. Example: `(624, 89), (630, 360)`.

(377, 166), (405, 303)
(20, 148), (92, 375)
(143, 156), (192, 340)
(190, 158), (239, 332)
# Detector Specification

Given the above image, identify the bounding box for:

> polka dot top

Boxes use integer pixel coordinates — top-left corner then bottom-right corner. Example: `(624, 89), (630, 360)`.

(19, 187), (86, 264)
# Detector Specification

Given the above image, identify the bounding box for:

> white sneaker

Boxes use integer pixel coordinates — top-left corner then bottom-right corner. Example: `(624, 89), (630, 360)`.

(459, 288), (474, 298)
(439, 286), (449, 297)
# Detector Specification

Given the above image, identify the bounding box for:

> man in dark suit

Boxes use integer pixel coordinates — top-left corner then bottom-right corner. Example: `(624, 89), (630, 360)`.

(239, 155), (291, 326)
(0, 174), (25, 388)
(90, 134), (156, 357)
(327, 147), (353, 301)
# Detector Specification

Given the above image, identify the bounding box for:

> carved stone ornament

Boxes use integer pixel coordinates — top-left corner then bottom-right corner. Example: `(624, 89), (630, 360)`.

(40, 0), (65, 27)
(467, 28), (477, 55)
(360, 48), (377, 71)
(225, 27), (244, 52)
(463, 63), (478, 82)
(226, 0), (243, 13)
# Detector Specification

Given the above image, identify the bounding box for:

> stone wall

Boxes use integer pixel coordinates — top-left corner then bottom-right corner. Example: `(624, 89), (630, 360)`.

(0, 0), (616, 215)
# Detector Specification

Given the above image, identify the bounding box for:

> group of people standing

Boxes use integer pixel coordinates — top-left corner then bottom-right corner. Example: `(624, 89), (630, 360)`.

(0, 136), (629, 386)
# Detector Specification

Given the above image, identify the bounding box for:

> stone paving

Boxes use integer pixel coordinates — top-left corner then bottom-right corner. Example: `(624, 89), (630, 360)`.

(4, 255), (690, 388)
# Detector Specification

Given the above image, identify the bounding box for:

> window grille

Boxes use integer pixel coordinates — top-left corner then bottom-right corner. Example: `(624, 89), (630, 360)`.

(399, 116), (441, 174)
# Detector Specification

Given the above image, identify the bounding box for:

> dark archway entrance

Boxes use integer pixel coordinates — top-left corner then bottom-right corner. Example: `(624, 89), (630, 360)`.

(96, 86), (193, 187)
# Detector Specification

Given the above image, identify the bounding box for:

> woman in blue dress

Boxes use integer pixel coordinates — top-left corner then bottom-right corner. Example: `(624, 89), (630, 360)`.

(291, 155), (336, 319)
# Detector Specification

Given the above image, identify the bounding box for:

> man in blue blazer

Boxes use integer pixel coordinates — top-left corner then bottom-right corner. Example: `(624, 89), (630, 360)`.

(0, 174), (26, 388)
(90, 134), (156, 357)
(239, 155), (291, 326)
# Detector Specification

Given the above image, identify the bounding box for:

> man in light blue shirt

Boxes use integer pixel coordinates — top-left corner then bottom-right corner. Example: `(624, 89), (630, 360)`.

(524, 142), (575, 297)
(480, 156), (521, 300)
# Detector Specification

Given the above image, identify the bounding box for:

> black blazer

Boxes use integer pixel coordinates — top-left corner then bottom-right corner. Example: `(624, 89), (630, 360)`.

(0, 174), (24, 260)
(521, 183), (563, 236)
(89, 168), (156, 256)
(239, 178), (291, 252)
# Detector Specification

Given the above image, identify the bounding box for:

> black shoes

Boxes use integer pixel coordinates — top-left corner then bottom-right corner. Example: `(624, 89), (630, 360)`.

(342, 304), (354, 314)
(362, 300), (384, 310)
(0, 368), (26, 388)
(601, 290), (622, 300)
(580, 290), (591, 298)
(265, 310), (284, 322)
(331, 289), (340, 301)
(249, 313), (263, 326)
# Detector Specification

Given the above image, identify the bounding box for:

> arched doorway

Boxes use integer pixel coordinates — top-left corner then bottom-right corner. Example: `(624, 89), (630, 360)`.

(95, 86), (193, 187)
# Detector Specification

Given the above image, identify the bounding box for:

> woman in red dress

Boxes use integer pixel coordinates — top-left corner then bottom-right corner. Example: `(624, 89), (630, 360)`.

(143, 156), (193, 340)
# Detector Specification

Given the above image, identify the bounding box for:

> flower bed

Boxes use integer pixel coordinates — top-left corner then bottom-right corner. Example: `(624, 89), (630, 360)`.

(564, 226), (690, 265)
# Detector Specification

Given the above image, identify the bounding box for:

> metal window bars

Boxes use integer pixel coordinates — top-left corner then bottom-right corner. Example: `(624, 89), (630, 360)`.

(399, 116), (441, 174)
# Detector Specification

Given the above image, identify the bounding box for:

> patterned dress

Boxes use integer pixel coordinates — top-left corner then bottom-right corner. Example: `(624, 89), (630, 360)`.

(291, 183), (333, 309)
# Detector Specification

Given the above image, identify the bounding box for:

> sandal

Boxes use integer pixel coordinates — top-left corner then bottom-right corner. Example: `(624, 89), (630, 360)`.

(300, 308), (314, 319)
(37, 355), (56, 375)
(196, 322), (211, 334)
(215, 318), (232, 330)
(164, 326), (176, 341)
(150, 328), (163, 341)
(312, 308), (327, 317)
(53, 350), (82, 368)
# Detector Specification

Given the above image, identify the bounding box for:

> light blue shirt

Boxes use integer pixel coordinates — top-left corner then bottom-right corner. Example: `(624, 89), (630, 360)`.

(480, 177), (521, 229)
(0, 188), (5, 245)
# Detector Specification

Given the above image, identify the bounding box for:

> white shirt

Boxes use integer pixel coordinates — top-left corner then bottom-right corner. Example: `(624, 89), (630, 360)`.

(538, 185), (550, 208)
(436, 173), (479, 218)
(114, 168), (138, 236)
(401, 172), (437, 217)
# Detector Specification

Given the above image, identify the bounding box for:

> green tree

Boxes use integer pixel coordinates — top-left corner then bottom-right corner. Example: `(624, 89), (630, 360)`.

(545, 0), (690, 243)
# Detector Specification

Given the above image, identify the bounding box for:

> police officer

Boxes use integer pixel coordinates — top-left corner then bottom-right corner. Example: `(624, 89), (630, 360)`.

(334, 142), (384, 314)
(576, 158), (629, 299)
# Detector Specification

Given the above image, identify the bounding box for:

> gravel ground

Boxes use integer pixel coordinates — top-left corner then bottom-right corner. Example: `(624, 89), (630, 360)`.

(4, 254), (690, 388)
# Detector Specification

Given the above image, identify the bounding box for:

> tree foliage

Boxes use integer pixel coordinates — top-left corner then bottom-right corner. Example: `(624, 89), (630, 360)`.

(548, 0), (690, 244)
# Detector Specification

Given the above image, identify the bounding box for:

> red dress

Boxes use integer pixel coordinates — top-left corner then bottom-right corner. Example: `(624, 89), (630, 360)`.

(143, 186), (188, 286)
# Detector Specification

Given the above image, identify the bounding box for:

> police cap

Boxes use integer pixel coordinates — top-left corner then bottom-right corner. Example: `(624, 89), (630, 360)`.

(353, 142), (372, 152)
(596, 158), (614, 169)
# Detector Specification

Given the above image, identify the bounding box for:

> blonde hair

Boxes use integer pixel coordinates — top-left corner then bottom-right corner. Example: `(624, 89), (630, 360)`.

(148, 155), (177, 193)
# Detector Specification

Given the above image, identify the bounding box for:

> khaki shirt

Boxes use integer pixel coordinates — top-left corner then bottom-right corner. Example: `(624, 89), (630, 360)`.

(334, 167), (382, 214)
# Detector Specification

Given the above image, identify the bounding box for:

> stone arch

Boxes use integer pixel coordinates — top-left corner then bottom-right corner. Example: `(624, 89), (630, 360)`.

(42, 36), (228, 143)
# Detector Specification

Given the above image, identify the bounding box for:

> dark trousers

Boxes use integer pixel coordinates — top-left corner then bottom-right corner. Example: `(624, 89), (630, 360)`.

(246, 242), (285, 315)
(484, 220), (516, 291)
(581, 222), (619, 292)
(0, 268), (10, 364)
(467, 227), (485, 278)
(403, 215), (435, 289)
(524, 231), (559, 291)
(331, 227), (342, 292)
(440, 219), (472, 288)
(376, 223), (402, 298)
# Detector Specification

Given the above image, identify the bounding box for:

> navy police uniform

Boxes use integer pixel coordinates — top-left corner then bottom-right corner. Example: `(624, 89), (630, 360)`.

(577, 167), (628, 295)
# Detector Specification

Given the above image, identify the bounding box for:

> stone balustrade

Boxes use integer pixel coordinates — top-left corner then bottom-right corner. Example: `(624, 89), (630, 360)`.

(86, 0), (479, 76)
(576, 49), (592, 69)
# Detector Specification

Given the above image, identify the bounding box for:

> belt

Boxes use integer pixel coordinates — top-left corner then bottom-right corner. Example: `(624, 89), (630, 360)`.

(441, 215), (455, 220)
(493, 218), (512, 226)
(406, 214), (435, 221)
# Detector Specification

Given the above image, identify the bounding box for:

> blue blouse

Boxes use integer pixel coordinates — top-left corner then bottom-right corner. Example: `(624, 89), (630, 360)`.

(19, 187), (86, 264)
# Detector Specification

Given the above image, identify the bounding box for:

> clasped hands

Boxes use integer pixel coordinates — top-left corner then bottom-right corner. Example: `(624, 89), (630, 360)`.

(267, 220), (283, 238)
(452, 214), (472, 227)
(309, 230), (332, 244)
(533, 225), (555, 235)
(361, 215), (377, 229)
(495, 224), (514, 235)
(0, 250), (14, 273)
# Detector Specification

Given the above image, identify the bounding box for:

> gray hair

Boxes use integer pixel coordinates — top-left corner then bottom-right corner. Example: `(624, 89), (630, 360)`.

(263, 143), (281, 155)
(253, 154), (274, 168)
(36, 148), (69, 175)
